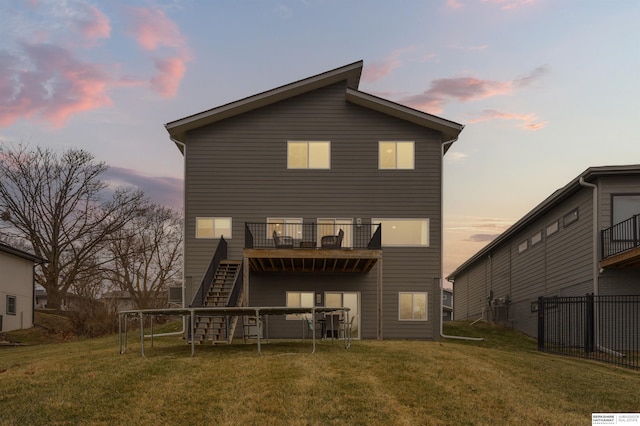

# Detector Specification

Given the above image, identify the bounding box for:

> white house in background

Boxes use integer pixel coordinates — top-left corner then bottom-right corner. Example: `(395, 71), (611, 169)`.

(0, 242), (45, 332)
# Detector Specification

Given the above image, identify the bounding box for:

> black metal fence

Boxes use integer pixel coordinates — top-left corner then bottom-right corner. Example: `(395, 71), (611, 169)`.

(601, 214), (640, 258)
(245, 222), (382, 250)
(537, 294), (640, 369)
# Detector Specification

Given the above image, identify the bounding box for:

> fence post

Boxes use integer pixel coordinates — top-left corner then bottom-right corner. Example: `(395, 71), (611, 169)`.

(585, 293), (594, 354)
(537, 296), (545, 351)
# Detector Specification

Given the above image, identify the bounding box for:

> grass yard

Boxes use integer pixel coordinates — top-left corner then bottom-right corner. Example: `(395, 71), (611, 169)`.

(1, 320), (639, 425)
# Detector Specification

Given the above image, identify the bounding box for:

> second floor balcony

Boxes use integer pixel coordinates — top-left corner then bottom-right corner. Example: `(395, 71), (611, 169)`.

(600, 214), (640, 269)
(243, 222), (382, 273)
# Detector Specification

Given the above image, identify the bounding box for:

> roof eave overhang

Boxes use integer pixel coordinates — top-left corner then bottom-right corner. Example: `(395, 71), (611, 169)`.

(165, 61), (364, 149)
(0, 244), (47, 264)
(346, 89), (464, 143)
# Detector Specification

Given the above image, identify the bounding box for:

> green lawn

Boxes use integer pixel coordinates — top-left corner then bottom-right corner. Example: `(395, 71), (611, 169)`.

(1, 320), (638, 425)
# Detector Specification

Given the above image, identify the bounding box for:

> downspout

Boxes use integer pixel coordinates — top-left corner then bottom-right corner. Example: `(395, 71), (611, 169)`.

(440, 137), (483, 341)
(578, 176), (599, 297)
(578, 177), (622, 357)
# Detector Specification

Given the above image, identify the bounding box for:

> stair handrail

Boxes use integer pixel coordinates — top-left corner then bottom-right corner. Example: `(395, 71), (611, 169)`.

(190, 237), (227, 308)
(226, 261), (244, 308)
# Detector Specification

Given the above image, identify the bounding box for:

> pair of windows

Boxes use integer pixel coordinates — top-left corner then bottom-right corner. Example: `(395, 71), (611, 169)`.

(286, 291), (427, 322)
(286, 141), (415, 170)
(196, 217), (232, 239)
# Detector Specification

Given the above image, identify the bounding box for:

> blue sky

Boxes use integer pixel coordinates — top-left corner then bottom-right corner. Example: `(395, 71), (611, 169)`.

(1, 0), (639, 278)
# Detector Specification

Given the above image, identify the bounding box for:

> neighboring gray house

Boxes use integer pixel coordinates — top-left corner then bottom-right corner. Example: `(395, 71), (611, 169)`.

(442, 289), (453, 321)
(165, 61), (464, 341)
(448, 165), (640, 337)
(0, 242), (45, 332)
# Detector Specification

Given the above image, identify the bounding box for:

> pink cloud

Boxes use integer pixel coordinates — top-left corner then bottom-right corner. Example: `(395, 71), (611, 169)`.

(401, 77), (511, 113)
(125, 6), (191, 97)
(126, 7), (185, 51)
(447, 0), (464, 9)
(0, 43), (112, 128)
(151, 56), (187, 98)
(400, 66), (547, 114)
(468, 109), (548, 130)
(482, 0), (536, 10)
(363, 47), (415, 83)
(74, 3), (111, 43)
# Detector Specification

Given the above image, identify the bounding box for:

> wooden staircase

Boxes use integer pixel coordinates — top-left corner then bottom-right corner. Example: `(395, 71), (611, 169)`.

(192, 260), (242, 344)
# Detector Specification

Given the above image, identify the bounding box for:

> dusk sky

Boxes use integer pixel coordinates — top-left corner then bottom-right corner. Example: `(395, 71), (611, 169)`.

(1, 0), (639, 280)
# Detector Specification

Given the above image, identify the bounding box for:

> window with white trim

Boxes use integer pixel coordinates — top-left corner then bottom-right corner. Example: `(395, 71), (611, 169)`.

(379, 141), (414, 170)
(287, 141), (330, 169)
(196, 217), (232, 239)
(372, 218), (429, 247)
(399, 292), (427, 321)
(286, 291), (315, 320)
(6, 295), (16, 315)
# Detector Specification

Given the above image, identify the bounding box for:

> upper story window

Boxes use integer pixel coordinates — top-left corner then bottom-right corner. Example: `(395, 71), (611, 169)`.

(518, 240), (528, 253)
(196, 217), (232, 239)
(563, 208), (579, 228)
(546, 221), (559, 237)
(372, 218), (429, 247)
(530, 230), (543, 246)
(612, 195), (640, 225)
(287, 141), (330, 169)
(379, 141), (414, 170)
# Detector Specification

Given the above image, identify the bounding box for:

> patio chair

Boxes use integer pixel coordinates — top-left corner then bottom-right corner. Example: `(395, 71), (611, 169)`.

(273, 230), (294, 248)
(321, 229), (344, 248)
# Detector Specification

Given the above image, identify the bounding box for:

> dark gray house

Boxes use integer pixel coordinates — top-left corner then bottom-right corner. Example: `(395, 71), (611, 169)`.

(448, 165), (640, 337)
(165, 60), (464, 341)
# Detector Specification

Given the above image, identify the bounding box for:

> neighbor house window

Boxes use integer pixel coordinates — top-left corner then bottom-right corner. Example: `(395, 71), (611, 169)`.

(563, 208), (579, 227)
(546, 221), (559, 237)
(399, 292), (427, 321)
(196, 217), (232, 239)
(6, 295), (16, 315)
(286, 291), (314, 320)
(372, 218), (429, 247)
(530, 231), (543, 246)
(287, 141), (330, 169)
(267, 218), (303, 239)
(379, 141), (415, 169)
(612, 195), (640, 225)
(518, 240), (528, 253)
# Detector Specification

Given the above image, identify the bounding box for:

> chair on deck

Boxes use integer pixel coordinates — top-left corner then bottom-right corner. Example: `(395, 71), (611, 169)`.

(273, 230), (294, 248)
(321, 229), (344, 248)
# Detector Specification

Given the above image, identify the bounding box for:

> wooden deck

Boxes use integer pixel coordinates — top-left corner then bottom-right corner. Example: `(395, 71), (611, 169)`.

(243, 248), (382, 273)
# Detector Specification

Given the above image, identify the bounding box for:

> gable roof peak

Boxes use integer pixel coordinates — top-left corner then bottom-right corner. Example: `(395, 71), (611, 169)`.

(166, 60), (364, 147)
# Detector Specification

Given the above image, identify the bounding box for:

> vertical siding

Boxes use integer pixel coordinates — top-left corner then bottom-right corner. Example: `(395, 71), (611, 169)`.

(183, 81), (445, 339)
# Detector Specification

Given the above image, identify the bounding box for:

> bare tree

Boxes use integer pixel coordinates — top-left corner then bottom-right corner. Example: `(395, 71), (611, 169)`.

(106, 205), (182, 309)
(0, 145), (147, 309)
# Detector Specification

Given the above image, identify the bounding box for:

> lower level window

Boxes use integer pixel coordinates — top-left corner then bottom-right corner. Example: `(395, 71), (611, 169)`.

(6, 295), (16, 315)
(286, 291), (314, 320)
(399, 292), (427, 321)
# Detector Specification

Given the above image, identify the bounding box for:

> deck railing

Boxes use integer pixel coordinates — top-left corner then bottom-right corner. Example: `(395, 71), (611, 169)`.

(245, 222), (382, 250)
(601, 214), (640, 258)
(190, 237), (227, 308)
